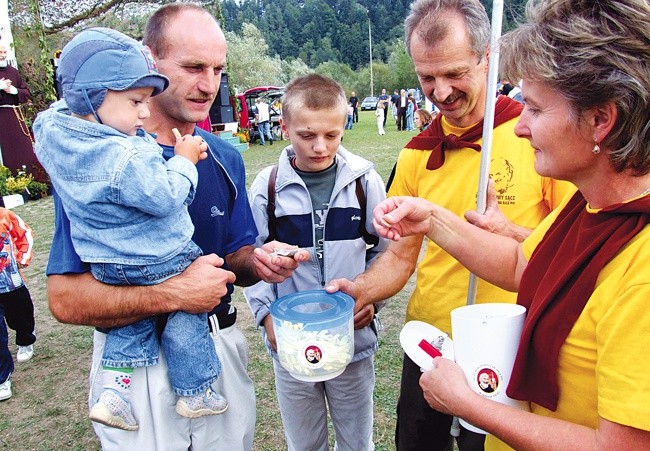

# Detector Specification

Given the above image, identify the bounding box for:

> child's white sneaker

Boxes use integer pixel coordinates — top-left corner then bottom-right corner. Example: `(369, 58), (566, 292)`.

(0, 379), (11, 401)
(17, 344), (34, 362)
(176, 388), (228, 418)
(89, 390), (138, 431)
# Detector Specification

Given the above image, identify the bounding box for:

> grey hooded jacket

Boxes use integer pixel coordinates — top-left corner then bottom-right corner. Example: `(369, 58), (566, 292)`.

(244, 145), (388, 362)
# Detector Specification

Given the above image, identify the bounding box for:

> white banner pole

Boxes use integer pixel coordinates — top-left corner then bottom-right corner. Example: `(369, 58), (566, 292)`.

(465, 0), (504, 303)
(453, 0), (506, 438)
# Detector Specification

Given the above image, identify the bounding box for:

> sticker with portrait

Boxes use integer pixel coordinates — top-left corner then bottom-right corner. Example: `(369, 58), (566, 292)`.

(304, 344), (324, 367)
(474, 366), (501, 398)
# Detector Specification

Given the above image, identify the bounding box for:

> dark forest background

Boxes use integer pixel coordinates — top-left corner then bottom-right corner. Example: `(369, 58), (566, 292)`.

(220, 0), (526, 70)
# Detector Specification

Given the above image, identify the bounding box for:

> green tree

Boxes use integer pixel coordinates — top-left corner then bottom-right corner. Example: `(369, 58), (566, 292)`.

(310, 36), (340, 67)
(369, 61), (395, 95)
(314, 60), (356, 93)
(224, 23), (283, 90)
(387, 39), (417, 91)
(298, 40), (315, 66)
(262, 2), (292, 60)
(336, 22), (366, 70)
(279, 58), (312, 85)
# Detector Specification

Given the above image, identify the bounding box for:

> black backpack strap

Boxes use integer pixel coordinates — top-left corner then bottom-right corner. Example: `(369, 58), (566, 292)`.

(355, 177), (378, 246)
(266, 164), (279, 243)
(385, 162), (397, 193)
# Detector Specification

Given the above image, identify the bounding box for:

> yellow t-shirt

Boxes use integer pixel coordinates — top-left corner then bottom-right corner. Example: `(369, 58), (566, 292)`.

(388, 115), (573, 335)
(487, 194), (650, 450)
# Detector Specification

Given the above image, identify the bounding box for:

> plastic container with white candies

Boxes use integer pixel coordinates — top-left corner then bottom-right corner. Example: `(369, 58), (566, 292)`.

(270, 290), (354, 382)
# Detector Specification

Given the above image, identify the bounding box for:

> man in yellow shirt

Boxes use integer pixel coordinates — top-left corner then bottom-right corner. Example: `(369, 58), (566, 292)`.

(327, 0), (572, 450)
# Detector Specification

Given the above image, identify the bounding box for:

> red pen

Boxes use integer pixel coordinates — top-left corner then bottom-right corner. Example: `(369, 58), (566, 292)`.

(418, 339), (442, 359)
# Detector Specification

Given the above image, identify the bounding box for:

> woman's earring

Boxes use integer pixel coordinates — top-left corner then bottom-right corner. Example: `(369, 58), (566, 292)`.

(592, 142), (601, 154)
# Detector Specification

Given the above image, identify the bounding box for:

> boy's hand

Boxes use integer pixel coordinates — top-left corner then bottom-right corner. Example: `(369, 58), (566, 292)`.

(353, 303), (374, 330)
(173, 132), (208, 164)
(262, 315), (277, 352)
(252, 242), (310, 283)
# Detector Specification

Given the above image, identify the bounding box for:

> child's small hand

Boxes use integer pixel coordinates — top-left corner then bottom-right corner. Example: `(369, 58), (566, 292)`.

(173, 133), (208, 164)
(262, 315), (277, 352)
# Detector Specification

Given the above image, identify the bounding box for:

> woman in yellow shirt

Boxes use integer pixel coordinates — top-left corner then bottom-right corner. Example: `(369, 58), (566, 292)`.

(372, 0), (650, 449)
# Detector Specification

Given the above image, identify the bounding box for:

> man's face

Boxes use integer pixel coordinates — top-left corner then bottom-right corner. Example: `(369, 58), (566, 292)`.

(149, 10), (227, 131)
(0, 46), (7, 65)
(409, 14), (488, 128)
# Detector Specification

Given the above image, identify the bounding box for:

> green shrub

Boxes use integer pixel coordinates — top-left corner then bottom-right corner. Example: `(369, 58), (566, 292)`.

(27, 180), (50, 199)
(0, 166), (12, 196)
(5, 173), (33, 195)
(0, 165), (50, 198)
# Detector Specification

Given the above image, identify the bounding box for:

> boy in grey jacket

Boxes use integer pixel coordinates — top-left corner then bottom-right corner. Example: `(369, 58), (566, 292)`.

(244, 74), (388, 451)
(33, 28), (227, 431)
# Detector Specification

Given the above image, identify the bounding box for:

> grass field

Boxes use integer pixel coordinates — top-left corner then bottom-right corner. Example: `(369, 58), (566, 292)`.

(0, 110), (419, 450)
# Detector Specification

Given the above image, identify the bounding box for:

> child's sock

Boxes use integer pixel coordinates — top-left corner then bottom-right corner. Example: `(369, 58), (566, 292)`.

(90, 367), (138, 431)
(103, 367), (134, 396)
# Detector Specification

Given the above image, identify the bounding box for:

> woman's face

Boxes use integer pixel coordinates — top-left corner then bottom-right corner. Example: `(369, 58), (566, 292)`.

(514, 79), (595, 183)
(414, 112), (424, 129)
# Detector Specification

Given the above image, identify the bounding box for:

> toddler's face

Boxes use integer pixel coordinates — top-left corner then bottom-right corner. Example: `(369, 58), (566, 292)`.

(97, 86), (154, 136)
(282, 107), (345, 172)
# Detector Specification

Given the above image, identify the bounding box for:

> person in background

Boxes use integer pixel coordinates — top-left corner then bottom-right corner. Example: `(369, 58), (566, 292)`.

(507, 81), (523, 104)
(498, 79), (514, 97)
(272, 97), (283, 117)
(378, 87), (390, 127)
(395, 89), (408, 131)
(376, 100), (386, 136)
(406, 93), (416, 131)
(349, 91), (359, 123)
(43, 3), (308, 449)
(345, 102), (354, 130)
(255, 96), (274, 146)
(390, 89), (400, 122)
(414, 109), (433, 132)
(0, 42), (42, 182)
(326, 0), (573, 450)
(244, 73), (388, 451)
(0, 208), (37, 401)
(374, 1), (650, 449)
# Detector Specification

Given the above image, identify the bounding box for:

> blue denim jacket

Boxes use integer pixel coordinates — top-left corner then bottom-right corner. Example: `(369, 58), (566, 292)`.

(33, 100), (198, 265)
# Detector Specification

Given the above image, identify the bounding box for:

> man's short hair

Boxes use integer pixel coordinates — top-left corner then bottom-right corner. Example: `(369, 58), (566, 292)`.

(404, 0), (490, 61)
(143, 3), (213, 58)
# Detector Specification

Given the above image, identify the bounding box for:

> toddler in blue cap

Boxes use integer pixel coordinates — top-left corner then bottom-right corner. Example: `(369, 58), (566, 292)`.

(33, 27), (228, 431)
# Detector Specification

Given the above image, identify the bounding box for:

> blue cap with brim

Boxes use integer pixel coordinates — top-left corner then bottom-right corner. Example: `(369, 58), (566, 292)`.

(58, 27), (169, 117)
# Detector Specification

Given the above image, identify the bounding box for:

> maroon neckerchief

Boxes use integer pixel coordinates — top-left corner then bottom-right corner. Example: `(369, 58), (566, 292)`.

(507, 191), (650, 410)
(404, 95), (523, 170)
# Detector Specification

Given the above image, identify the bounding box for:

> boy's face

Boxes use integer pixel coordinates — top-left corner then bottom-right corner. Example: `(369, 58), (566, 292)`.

(97, 86), (154, 136)
(282, 107), (345, 172)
